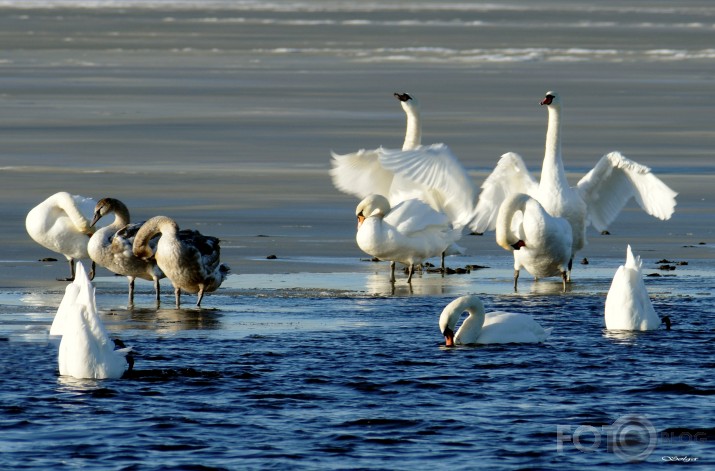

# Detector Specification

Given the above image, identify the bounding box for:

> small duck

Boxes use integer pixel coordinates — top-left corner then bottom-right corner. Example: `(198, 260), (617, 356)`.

(132, 216), (230, 308)
(88, 198), (165, 304)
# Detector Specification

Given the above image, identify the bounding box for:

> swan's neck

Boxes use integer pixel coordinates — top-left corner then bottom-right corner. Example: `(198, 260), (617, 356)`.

(110, 203), (131, 229)
(540, 106), (569, 191)
(440, 296), (485, 345)
(133, 216), (177, 258)
(55, 193), (92, 234)
(495, 194), (530, 251)
(401, 104), (421, 150)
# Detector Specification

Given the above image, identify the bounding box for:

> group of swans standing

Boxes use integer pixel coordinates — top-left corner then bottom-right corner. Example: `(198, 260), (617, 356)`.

(331, 90), (677, 290)
(26, 193), (229, 308)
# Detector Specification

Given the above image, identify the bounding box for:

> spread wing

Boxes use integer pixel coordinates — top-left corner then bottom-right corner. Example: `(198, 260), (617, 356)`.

(329, 148), (395, 200)
(377, 143), (477, 229)
(472, 152), (539, 233)
(576, 151), (677, 232)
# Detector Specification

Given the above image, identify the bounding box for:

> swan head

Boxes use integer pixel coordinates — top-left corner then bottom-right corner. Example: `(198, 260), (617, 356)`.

(355, 194), (390, 229)
(91, 197), (130, 227)
(439, 295), (485, 347)
(394, 92), (420, 112)
(540, 91), (561, 108)
(661, 316), (672, 330)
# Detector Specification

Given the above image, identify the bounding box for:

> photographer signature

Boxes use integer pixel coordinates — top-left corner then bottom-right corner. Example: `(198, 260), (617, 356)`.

(662, 456), (699, 463)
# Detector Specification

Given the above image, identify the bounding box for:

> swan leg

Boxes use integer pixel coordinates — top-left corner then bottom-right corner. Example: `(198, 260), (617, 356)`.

(58, 258), (76, 281)
(441, 251), (446, 274)
(407, 264), (415, 284)
(513, 269), (520, 291)
(389, 261), (396, 283)
(128, 276), (135, 305)
(154, 277), (161, 303)
(88, 261), (96, 280)
(196, 287), (205, 307)
(561, 271), (568, 292)
(174, 287), (181, 309)
(567, 258), (573, 282)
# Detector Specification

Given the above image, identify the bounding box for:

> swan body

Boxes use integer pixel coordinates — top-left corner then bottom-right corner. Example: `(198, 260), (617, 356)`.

(496, 193), (572, 290)
(56, 262), (133, 379)
(132, 216), (229, 308)
(355, 194), (459, 283)
(473, 91), (677, 277)
(25, 191), (98, 280)
(88, 198), (164, 304)
(439, 295), (552, 346)
(330, 93), (478, 233)
(604, 245), (661, 331)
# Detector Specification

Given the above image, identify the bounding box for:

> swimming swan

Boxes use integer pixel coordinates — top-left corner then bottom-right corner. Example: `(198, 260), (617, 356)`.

(88, 198), (165, 304)
(604, 245), (661, 331)
(355, 194), (459, 283)
(57, 261), (133, 379)
(330, 93), (478, 234)
(472, 91), (677, 278)
(132, 215), (230, 308)
(439, 295), (552, 346)
(496, 193), (572, 291)
(25, 191), (98, 280)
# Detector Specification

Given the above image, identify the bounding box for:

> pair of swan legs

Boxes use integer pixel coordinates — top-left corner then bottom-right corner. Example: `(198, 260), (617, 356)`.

(389, 251), (447, 284)
(61, 259), (96, 282)
(512, 259), (572, 292)
(125, 278), (205, 309)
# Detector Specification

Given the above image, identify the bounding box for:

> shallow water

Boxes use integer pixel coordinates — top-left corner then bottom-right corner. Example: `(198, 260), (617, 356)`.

(1, 254), (714, 469)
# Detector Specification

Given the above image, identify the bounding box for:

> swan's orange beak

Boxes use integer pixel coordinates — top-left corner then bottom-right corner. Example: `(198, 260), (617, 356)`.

(540, 95), (553, 106)
(511, 240), (526, 250)
(357, 213), (365, 230)
(443, 327), (455, 347)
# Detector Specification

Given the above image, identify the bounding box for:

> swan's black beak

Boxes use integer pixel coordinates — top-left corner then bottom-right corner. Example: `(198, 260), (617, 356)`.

(443, 327), (455, 347)
(394, 92), (412, 102)
(90, 211), (101, 228)
(661, 316), (672, 330)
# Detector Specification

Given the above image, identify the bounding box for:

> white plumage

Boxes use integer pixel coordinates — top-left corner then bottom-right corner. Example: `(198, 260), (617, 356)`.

(439, 295), (552, 346)
(330, 93), (478, 233)
(56, 262), (132, 380)
(496, 193), (572, 290)
(472, 91), (677, 278)
(604, 245), (661, 331)
(25, 191), (98, 280)
(355, 194), (459, 283)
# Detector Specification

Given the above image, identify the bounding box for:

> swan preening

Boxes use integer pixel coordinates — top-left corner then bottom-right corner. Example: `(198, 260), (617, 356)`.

(473, 91), (677, 279)
(26, 192), (98, 281)
(88, 198), (165, 304)
(496, 193), (572, 291)
(54, 262), (133, 380)
(439, 295), (552, 346)
(355, 194), (459, 283)
(330, 92), (479, 238)
(604, 245), (662, 331)
(132, 215), (230, 308)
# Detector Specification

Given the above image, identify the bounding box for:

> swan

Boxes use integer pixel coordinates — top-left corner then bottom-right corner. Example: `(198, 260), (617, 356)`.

(355, 194), (459, 283)
(330, 92), (478, 236)
(439, 295), (552, 346)
(132, 215), (230, 308)
(25, 191), (98, 280)
(88, 198), (165, 304)
(496, 193), (572, 291)
(604, 245), (661, 331)
(472, 91), (677, 278)
(57, 261), (133, 379)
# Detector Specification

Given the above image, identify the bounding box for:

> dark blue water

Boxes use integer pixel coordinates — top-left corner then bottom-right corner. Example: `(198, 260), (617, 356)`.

(1, 257), (713, 470)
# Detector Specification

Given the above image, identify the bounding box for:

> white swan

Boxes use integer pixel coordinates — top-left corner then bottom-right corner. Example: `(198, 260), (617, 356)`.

(57, 262), (133, 379)
(330, 92), (478, 234)
(439, 295), (552, 346)
(604, 245), (661, 331)
(25, 191), (98, 280)
(355, 194), (459, 283)
(88, 198), (165, 304)
(496, 193), (573, 291)
(472, 91), (677, 278)
(132, 216), (230, 308)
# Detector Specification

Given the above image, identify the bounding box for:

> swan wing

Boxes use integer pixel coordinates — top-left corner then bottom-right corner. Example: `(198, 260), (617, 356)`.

(576, 152), (677, 232)
(329, 148), (394, 199)
(385, 199), (451, 235)
(472, 152), (538, 233)
(377, 143), (477, 228)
